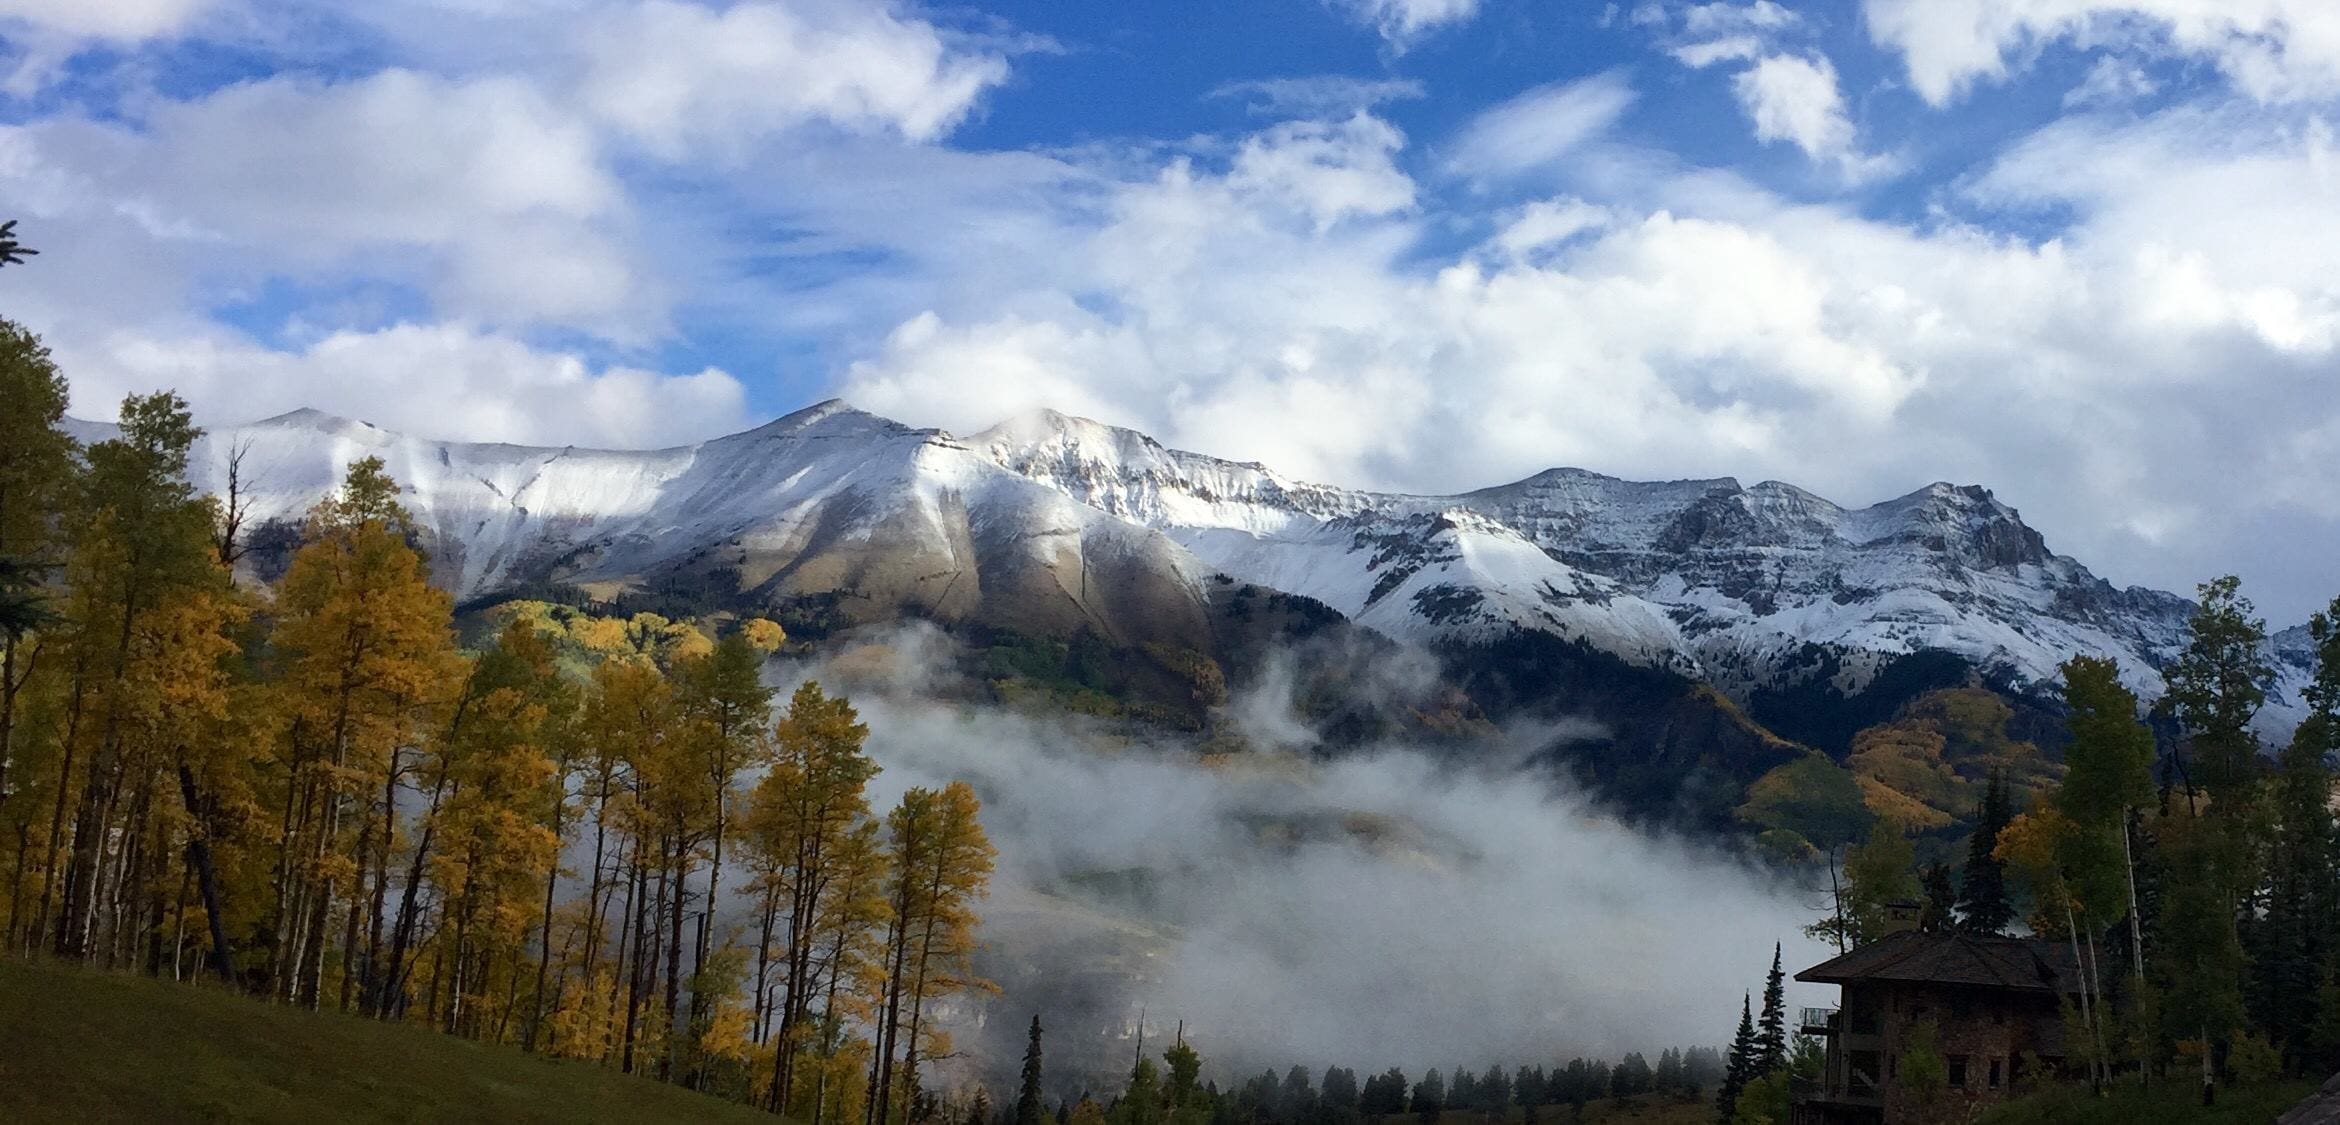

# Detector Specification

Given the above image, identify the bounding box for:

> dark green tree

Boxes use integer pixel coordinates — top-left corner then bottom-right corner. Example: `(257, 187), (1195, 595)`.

(1718, 993), (1756, 1122)
(1016, 1015), (1047, 1125)
(2165, 575), (2274, 808)
(2255, 598), (2340, 1066)
(1957, 770), (2015, 934)
(1754, 944), (1787, 1075)
(1409, 1069), (1442, 1123)
(0, 220), (34, 267)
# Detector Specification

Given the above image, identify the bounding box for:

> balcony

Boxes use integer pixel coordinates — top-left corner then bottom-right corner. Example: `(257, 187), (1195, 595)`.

(1799, 1006), (1839, 1035)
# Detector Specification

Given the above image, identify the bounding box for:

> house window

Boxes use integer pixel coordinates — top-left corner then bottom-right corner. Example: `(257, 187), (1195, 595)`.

(1949, 1056), (1969, 1089)
(1989, 1059), (2003, 1090)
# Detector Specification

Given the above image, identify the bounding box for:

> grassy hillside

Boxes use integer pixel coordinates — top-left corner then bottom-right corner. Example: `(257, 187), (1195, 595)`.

(1974, 1077), (2317, 1125)
(0, 957), (775, 1124)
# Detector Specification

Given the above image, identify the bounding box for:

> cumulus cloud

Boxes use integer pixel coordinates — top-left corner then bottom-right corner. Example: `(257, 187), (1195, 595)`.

(1329, 0), (1481, 47)
(1864, 0), (2340, 106)
(578, 0), (1012, 155)
(3, 68), (637, 333)
(834, 97), (2340, 622)
(1732, 54), (1856, 160)
(56, 322), (750, 449)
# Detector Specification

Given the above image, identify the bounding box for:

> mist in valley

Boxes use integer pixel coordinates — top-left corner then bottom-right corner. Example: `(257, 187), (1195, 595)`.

(775, 625), (1836, 1097)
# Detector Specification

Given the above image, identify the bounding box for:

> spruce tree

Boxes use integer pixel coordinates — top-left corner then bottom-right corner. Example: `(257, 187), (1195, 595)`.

(1754, 944), (1788, 1076)
(1017, 1015), (1048, 1125)
(1957, 771), (2015, 934)
(1718, 993), (1756, 1122)
(1919, 863), (1958, 932)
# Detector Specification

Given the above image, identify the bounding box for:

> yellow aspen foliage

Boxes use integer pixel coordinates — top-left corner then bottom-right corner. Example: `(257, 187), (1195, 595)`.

(739, 617), (787, 653)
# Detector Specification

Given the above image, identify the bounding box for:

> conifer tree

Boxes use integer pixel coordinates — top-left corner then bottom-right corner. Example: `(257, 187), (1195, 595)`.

(1164, 1037), (1205, 1125)
(1409, 1069), (1442, 1123)
(2256, 597), (2340, 1065)
(1718, 993), (1755, 1123)
(1957, 771), (2015, 934)
(1017, 1016), (1048, 1125)
(1753, 944), (1787, 1076)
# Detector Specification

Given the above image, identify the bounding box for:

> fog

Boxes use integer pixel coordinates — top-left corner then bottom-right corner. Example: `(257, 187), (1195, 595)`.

(777, 625), (1837, 1092)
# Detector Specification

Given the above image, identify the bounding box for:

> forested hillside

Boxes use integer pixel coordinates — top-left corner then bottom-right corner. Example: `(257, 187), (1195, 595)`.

(0, 335), (996, 1118)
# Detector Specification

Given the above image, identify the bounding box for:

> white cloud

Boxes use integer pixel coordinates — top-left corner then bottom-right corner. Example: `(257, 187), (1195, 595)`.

(1671, 35), (1762, 68)
(62, 322), (749, 449)
(1227, 113), (1417, 230)
(1720, 54), (1900, 182)
(1443, 72), (1639, 183)
(5, 69), (638, 332)
(832, 99), (2340, 622)
(1329, 0), (1481, 45)
(0, 0), (213, 40)
(1681, 0), (1797, 37)
(1732, 53), (1853, 158)
(578, 0), (1011, 154)
(2063, 55), (2160, 107)
(1865, 0), (2340, 106)
(1209, 75), (1428, 118)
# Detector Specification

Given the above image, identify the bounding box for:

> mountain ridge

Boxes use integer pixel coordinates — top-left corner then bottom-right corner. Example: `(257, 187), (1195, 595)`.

(63, 400), (2314, 736)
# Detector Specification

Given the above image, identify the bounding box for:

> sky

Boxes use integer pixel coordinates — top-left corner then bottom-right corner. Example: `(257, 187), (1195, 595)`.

(1, 0), (2336, 620)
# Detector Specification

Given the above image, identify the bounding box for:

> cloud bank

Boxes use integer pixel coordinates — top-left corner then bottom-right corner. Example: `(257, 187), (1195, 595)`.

(780, 627), (1832, 1088)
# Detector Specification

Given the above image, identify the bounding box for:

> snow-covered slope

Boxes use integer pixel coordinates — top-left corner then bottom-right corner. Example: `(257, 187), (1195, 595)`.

(969, 410), (2314, 730)
(70, 401), (2313, 729)
(71, 402), (1220, 648)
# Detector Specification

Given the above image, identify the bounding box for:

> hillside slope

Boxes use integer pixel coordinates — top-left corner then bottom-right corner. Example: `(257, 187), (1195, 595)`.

(0, 958), (774, 1124)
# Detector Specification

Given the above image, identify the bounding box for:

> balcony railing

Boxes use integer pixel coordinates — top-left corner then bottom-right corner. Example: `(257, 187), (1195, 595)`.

(1798, 1006), (1838, 1035)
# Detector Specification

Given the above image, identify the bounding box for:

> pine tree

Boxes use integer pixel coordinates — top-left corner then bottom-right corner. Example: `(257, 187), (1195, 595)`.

(1164, 1037), (1204, 1125)
(1718, 993), (1756, 1122)
(2256, 598), (2340, 1064)
(1017, 1016), (1048, 1125)
(1918, 863), (1957, 932)
(1754, 944), (1787, 1076)
(1409, 1069), (1442, 1123)
(1957, 771), (2015, 934)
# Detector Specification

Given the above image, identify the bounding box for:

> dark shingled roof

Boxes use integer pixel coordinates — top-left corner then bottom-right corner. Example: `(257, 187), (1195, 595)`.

(1794, 930), (2082, 993)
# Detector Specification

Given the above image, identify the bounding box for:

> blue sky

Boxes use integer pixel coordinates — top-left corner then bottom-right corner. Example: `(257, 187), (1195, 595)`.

(1, 0), (2338, 620)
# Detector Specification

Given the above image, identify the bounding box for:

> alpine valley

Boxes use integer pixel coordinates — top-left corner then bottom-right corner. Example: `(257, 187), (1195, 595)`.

(67, 400), (2317, 829)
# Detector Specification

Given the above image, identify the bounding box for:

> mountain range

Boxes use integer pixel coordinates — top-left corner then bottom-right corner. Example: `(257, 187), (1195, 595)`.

(64, 400), (2316, 815)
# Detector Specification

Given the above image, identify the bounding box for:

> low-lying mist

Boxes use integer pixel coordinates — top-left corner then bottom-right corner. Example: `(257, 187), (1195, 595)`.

(776, 625), (1834, 1094)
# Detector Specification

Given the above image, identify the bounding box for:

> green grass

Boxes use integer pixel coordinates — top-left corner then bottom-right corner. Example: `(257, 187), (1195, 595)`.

(1975, 1076), (2317, 1125)
(0, 956), (777, 1124)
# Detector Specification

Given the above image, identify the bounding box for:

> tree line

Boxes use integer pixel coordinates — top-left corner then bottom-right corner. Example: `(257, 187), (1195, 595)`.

(0, 320), (996, 1121)
(995, 1015), (1727, 1125)
(1801, 575), (2340, 1108)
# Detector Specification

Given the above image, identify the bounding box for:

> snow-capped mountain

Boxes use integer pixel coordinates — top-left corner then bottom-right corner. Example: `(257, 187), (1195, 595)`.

(969, 408), (2311, 729)
(69, 402), (1221, 651)
(71, 401), (2314, 731)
